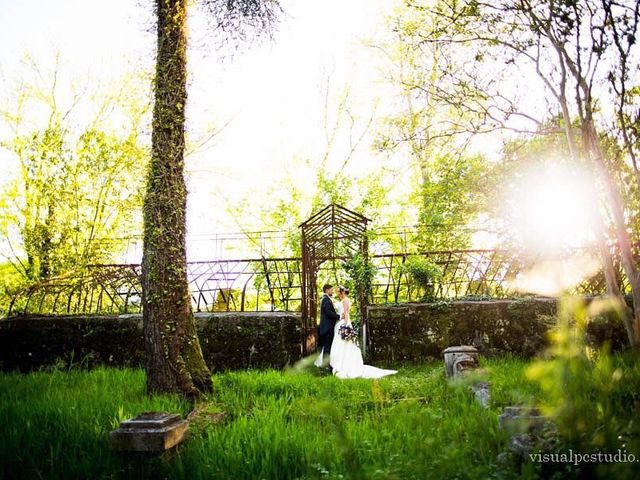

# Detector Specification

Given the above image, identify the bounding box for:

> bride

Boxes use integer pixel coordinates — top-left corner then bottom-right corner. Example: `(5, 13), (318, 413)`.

(329, 286), (397, 379)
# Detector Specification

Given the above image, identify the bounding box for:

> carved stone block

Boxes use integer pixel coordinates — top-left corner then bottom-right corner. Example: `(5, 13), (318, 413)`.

(110, 412), (189, 452)
(443, 345), (479, 378)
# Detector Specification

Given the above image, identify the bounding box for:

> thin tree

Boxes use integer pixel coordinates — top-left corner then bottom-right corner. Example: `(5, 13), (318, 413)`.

(143, 0), (279, 397)
(394, 0), (640, 346)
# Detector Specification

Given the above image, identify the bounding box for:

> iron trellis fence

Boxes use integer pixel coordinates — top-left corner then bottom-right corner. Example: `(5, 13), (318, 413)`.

(7, 258), (303, 317)
(369, 248), (631, 303)
(6, 248), (627, 317)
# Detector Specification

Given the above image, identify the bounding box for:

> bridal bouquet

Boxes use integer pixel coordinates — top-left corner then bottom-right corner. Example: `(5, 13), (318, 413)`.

(338, 324), (358, 344)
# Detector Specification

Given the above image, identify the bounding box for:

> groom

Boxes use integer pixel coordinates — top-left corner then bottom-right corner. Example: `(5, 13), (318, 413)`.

(317, 284), (340, 370)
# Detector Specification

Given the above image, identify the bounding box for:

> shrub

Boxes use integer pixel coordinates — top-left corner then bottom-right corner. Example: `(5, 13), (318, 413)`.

(399, 256), (442, 301)
(526, 296), (640, 479)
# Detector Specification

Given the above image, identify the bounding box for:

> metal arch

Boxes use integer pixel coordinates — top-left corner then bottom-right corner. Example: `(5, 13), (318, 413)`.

(299, 204), (370, 355)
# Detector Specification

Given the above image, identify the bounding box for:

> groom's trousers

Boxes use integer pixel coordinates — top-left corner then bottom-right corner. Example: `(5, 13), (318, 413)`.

(318, 327), (334, 355)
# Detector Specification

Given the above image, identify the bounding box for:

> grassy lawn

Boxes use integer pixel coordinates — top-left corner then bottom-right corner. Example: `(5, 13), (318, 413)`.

(0, 359), (547, 479)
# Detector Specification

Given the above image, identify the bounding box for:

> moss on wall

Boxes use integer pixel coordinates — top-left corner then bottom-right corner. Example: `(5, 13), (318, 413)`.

(366, 298), (628, 364)
(0, 298), (628, 372)
(0, 312), (302, 372)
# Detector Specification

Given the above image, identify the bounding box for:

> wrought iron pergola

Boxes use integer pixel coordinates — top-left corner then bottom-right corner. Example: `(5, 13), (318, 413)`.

(299, 204), (369, 355)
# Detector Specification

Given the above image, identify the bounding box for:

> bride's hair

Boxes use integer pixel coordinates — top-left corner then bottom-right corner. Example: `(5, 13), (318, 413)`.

(338, 285), (349, 295)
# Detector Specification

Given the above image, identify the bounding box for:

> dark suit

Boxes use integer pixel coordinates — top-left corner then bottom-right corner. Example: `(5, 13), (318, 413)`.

(318, 294), (339, 356)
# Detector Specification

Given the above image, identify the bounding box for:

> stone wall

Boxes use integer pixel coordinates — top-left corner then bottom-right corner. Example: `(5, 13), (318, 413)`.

(0, 299), (629, 372)
(366, 298), (629, 363)
(0, 312), (302, 372)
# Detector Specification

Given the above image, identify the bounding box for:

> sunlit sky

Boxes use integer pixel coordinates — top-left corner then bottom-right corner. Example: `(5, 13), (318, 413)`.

(0, 0), (395, 237)
(0, 0), (599, 262)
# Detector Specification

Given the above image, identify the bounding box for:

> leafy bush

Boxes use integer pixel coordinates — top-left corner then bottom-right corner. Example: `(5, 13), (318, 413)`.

(526, 297), (640, 479)
(343, 252), (377, 323)
(0, 262), (27, 318)
(399, 256), (442, 301)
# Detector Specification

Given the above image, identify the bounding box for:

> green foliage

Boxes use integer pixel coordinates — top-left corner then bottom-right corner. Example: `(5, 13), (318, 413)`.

(251, 259), (303, 312)
(4, 125), (146, 280)
(376, 2), (495, 252)
(399, 256), (442, 301)
(0, 262), (24, 317)
(0, 62), (149, 283)
(526, 297), (640, 479)
(343, 252), (376, 295)
(456, 294), (495, 302)
(0, 367), (188, 479)
(343, 252), (377, 322)
(413, 153), (491, 250)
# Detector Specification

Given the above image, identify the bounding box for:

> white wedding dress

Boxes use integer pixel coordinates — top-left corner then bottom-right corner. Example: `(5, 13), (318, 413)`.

(329, 299), (397, 379)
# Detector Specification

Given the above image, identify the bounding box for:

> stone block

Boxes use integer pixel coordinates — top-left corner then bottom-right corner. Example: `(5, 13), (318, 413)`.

(470, 381), (491, 408)
(498, 406), (548, 435)
(110, 412), (189, 452)
(443, 345), (479, 378)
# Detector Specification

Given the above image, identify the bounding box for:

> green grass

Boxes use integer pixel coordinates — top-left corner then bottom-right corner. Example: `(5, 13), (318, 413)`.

(0, 359), (543, 479)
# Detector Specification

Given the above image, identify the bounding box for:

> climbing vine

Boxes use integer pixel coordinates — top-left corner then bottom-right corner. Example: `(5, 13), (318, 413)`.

(343, 252), (376, 323)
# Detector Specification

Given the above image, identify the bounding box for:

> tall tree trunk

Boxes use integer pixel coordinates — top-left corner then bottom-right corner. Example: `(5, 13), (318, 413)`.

(554, 93), (624, 306)
(581, 109), (640, 347)
(547, 30), (640, 347)
(142, 0), (213, 397)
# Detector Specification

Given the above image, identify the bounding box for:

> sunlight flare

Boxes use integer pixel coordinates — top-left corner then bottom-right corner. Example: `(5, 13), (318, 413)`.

(508, 253), (601, 297)
(503, 162), (598, 253)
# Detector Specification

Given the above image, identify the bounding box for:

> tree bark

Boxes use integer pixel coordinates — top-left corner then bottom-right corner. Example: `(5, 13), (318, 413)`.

(142, 0), (213, 397)
(528, 4), (640, 348)
(553, 83), (624, 307)
(582, 119), (640, 347)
